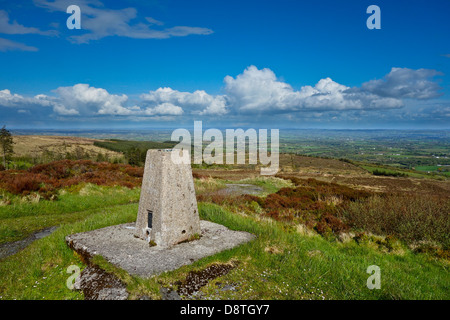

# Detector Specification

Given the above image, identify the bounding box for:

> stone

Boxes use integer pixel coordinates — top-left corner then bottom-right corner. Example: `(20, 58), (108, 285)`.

(135, 149), (201, 248)
(160, 287), (182, 300)
(66, 221), (255, 278)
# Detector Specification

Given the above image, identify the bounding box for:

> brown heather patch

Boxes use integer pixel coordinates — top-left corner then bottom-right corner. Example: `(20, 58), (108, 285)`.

(315, 214), (350, 236)
(192, 172), (209, 179)
(330, 175), (450, 198)
(342, 194), (450, 250)
(0, 160), (143, 196)
(198, 178), (371, 238)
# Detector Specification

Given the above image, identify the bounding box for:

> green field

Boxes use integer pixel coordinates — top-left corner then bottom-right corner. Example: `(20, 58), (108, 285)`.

(93, 139), (177, 153)
(360, 165), (433, 179)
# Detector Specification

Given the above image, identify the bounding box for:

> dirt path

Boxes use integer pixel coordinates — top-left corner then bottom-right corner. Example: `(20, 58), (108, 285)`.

(0, 226), (58, 260)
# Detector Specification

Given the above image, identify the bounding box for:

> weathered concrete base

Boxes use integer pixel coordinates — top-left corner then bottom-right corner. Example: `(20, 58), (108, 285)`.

(74, 264), (129, 300)
(66, 221), (255, 278)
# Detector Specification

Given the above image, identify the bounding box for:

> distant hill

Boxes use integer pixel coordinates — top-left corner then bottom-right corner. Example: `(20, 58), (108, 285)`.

(12, 135), (123, 159)
(93, 139), (177, 153)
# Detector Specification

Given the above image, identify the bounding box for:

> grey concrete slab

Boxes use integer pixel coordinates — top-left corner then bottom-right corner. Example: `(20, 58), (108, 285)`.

(66, 220), (255, 278)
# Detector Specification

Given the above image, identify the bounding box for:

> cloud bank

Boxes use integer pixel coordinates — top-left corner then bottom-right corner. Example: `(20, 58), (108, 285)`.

(0, 66), (445, 123)
(361, 68), (444, 100)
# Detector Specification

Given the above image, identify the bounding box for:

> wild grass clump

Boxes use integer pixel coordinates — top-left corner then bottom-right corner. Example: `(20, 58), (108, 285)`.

(341, 194), (450, 252)
(194, 177), (227, 195)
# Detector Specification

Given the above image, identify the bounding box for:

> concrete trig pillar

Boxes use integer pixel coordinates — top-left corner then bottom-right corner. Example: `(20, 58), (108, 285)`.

(135, 149), (200, 248)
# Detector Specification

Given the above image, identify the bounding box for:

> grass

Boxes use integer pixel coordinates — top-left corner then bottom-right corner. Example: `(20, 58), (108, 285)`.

(232, 176), (294, 195)
(416, 165), (450, 177)
(0, 158), (448, 300)
(360, 164), (445, 179)
(416, 165), (440, 172)
(194, 176), (293, 200)
(0, 203), (138, 300)
(93, 139), (177, 153)
(194, 177), (227, 195)
(0, 196), (448, 300)
(0, 184), (140, 244)
(179, 203), (449, 300)
(11, 135), (124, 162)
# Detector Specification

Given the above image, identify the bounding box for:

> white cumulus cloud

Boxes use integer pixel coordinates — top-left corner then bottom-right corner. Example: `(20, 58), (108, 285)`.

(0, 89), (52, 107)
(140, 87), (227, 116)
(223, 66), (405, 113)
(0, 66), (443, 121)
(143, 102), (184, 116)
(54, 84), (131, 115)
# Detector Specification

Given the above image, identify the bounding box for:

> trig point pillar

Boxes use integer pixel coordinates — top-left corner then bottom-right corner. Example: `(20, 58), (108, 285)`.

(135, 149), (201, 248)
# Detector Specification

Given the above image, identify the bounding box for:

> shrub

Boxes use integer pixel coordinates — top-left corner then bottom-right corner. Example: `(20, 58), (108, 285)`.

(124, 167), (144, 178)
(4, 173), (43, 194)
(315, 214), (349, 236)
(0, 160), (143, 196)
(192, 172), (208, 179)
(341, 194), (450, 249)
(372, 169), (407, 177)
(197, 178), (369, 236)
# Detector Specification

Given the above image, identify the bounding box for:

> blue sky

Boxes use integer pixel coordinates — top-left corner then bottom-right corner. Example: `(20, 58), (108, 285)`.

(0, 0), (449, 129)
